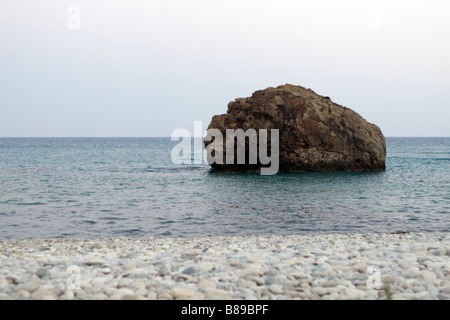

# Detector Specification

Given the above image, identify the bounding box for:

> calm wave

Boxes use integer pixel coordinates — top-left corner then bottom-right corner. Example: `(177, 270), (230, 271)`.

(0, 137), (449, 239)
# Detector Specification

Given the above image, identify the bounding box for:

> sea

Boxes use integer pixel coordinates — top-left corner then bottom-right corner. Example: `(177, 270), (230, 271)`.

(0, 137), (448, 240)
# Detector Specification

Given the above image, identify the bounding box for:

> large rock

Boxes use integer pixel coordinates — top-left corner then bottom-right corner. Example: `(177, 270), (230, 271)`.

(204, 84), (386, 173)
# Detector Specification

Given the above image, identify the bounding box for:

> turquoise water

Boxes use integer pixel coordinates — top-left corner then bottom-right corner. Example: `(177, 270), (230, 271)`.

(0, 137), (448, 239)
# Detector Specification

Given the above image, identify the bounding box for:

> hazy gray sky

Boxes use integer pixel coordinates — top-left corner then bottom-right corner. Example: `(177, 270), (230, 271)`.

(1, 0), (449, 137)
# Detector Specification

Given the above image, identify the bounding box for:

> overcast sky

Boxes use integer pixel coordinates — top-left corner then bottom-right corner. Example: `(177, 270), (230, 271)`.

(1, 0), (449, 137)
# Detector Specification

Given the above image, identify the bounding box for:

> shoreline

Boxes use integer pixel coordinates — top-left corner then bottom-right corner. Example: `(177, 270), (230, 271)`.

(1, 232), (449, 300)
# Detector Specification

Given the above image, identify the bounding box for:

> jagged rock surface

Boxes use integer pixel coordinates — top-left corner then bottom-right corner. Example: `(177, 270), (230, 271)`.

(204, 84), (386, 172)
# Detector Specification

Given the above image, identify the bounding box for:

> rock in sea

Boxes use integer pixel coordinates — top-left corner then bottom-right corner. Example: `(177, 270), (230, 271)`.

(204, 84), (386, 173)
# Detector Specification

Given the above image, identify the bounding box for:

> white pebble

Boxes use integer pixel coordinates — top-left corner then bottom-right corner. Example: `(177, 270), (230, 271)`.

(170, 285), (197, 299)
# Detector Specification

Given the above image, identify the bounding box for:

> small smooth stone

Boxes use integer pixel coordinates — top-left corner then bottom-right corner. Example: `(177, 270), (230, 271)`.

(437, 293), (450, 300)
(85, 259), (103, 266)
(344, 288), (366, 299)
(321, 292), (339, 300)
(197, 279), (216, 290)
(311, 287), (329, 296)
(158, 265), (170, 276)
(31, 288), (56, 300)
(64, 290), (75, 299)
(118, 278), (134, 288)
(91, 293), (108, 300)
(6, 274), (21, 284)
(110, 288), (134, 300)
(20, 281), (41, 293)
(427, 284), (439, 296)
(100, 267), (111, 274)
(157, 292), (172, 300)
(0, 279), (9, 289)
(264, 277), (276, 286)
(205, 289), (232, 300)
(92, 242), (103, 249)
(36, 268), (50, 278)
(147, 291), (157, 300)
(196, 262), (213, 272)
(15, 290), (31, 298)
(238, 266), (261, 279)
(269, 284), (284, 295)
(170, 285), (197, 299)
(91, 276), (108, 286)
(181, 267), (197, 275)
(248, 276), (265, 286)
(419, 271), (438, 284)
(123, 262), (136, 271)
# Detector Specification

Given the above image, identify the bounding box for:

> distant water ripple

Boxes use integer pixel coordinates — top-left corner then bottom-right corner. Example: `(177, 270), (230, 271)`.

(0, 137), (448, 239)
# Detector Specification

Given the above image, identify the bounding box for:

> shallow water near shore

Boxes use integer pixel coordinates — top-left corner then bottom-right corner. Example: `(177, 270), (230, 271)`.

(0, 137), (449, 239)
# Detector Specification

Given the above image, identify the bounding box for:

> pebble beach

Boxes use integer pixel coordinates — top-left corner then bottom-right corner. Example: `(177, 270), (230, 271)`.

(1, 232), (449, 300)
